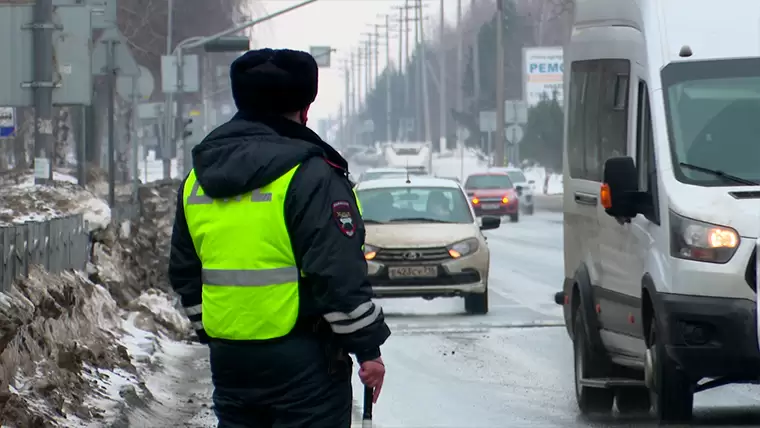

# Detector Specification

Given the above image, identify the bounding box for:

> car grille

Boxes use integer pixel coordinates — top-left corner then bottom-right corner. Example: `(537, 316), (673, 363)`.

(374, 247), (451, 262)
(746, 247), (756, 293)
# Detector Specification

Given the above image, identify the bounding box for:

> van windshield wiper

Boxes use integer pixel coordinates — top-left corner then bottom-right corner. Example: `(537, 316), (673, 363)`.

(678, 162), (758, 186)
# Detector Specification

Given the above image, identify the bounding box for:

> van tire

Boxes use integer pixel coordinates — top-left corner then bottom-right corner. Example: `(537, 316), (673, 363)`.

(615, 388), (651, 414)
(464, 292), (488, 314)
(525, 204), (535, 215)
(573, 305), (615, 414)
(649, 315), (693, 423)
(509, 213), (519, 222)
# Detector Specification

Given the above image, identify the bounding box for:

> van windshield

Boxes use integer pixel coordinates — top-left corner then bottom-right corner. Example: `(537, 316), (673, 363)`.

(662, 58), (760, 186)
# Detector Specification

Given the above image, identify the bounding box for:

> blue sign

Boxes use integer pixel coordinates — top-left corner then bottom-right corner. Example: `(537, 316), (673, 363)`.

(529, 62), (564, 74)
(0, 107), (15, 138)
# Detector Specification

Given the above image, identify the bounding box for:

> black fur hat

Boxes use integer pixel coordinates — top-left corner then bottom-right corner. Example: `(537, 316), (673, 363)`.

(230, 48), (318, 115)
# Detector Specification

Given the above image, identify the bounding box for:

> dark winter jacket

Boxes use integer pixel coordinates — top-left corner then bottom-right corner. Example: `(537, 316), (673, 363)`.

(168, 112), (391, 363)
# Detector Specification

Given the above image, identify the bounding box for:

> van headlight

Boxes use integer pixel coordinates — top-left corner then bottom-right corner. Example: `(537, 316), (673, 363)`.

(447, 238), (479, 259)
(364, 244), (378, 260)
(670, 211), (739, 263)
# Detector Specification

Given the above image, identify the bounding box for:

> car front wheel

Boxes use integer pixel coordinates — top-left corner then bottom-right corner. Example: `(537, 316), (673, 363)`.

(464, 292), (488, 314)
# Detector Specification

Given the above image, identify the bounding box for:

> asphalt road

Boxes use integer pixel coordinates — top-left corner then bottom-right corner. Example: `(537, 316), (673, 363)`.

(130, 189), (760, 427)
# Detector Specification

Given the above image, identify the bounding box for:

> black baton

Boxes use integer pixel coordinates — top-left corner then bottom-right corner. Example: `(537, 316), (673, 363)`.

(362, 385), (373, 424)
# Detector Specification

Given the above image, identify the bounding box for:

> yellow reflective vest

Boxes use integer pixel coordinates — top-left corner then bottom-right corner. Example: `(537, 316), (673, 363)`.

(182, 165), (301, 340)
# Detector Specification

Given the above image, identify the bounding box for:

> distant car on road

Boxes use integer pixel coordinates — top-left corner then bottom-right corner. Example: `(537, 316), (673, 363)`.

(487, 167), (536, 214)
(355, 176), (500, 314)
(464, 172), (520, 222)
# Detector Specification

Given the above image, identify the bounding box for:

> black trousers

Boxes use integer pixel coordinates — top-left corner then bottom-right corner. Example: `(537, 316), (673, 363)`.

(209, 332), (353, 428)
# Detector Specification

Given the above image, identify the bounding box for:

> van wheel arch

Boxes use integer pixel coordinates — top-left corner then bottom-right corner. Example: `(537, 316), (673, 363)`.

(572, 265), (605, 353)
(641, 274), (658, 346)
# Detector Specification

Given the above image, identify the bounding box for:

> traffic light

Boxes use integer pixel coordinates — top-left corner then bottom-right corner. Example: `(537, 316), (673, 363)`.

(204, 36), (250, 53)
(182, 118), (193, 139)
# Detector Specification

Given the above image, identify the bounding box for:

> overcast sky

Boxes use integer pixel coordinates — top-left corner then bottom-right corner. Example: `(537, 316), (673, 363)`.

(251, 0), (468, 123)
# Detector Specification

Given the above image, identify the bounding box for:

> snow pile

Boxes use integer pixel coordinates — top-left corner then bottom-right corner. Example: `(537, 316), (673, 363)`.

(0, 172), (111, 231)
(0, 177), (196, 427)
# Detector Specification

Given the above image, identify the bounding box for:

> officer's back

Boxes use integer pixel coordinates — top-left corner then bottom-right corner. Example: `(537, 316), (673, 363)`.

(168, 48), (390, 428)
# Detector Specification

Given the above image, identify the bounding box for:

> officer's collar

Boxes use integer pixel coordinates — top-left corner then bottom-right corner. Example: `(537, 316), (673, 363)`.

(233, 110), (349, 171)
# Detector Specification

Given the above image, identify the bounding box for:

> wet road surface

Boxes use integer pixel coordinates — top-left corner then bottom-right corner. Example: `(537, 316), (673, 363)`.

(135, 212), (760, 427)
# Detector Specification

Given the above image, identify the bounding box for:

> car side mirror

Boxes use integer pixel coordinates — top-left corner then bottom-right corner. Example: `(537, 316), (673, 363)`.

(602, 156), (644, 219)
(528, 180), (535, 184)
(480, 215), (501, 230)
(515, 185), (523, 196)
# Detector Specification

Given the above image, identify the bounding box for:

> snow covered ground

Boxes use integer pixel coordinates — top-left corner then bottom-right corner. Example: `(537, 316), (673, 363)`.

(0, 171), (110, 230)
(0, 170), (201, 427)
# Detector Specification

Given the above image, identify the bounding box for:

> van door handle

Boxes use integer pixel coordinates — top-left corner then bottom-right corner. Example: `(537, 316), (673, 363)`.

(574, 192), (598, 206)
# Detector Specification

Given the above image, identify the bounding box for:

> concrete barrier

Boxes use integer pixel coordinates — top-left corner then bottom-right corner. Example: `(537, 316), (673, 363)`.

(534, 194), (563, 213)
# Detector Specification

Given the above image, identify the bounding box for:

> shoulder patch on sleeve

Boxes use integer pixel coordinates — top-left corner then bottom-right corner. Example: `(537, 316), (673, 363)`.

(331, 200), (356, 237)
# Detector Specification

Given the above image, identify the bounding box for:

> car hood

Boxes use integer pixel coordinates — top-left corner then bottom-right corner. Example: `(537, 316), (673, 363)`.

(366, 223), (479, 248)
(670, 186), (760, 238)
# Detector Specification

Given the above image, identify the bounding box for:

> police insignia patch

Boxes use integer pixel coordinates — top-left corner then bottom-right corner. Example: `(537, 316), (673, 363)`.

(331, 201), (356, 237)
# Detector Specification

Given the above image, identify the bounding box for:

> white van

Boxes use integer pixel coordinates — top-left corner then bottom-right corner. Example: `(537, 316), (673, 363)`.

(556, 0), (760, 423)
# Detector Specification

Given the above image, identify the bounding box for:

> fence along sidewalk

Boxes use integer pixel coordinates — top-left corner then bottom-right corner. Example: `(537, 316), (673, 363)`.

(0, 214), (89, 292)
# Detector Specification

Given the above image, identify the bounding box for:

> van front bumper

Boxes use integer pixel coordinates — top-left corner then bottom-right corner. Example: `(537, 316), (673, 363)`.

(658, 292), (760, 379)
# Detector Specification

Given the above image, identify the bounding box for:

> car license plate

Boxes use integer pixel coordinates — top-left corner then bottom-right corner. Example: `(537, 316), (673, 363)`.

(481, 203), (501, 209)
(388, 266), (437, 279)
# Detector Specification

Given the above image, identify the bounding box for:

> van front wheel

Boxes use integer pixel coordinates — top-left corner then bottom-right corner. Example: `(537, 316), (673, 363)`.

(573, 305), (615, 414)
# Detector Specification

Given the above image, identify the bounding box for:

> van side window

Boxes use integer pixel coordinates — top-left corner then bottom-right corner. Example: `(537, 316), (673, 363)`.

(599, 60), (631, 166)
(583, 64), (602, 181)
(568, 61), (603, 181)
(568, 63), (587, 178)
(636, 80), (660, 224)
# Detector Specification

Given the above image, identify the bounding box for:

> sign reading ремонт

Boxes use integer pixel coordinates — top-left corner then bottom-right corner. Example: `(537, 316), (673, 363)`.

(523, 47), (564, 107)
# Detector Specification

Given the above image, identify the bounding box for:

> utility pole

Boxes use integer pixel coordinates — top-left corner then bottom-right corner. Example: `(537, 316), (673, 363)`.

(32, 0), (54, 184)
(375, 15), (394, 142)
(163, 0), (174, 179)
(391, 1), (419, 141)
(457, 0), (464, 179)
(417, 0), (432, 146)
(439, 0), (447, 152)
(343, 61), (351, 145)
(472, 0), (481, 119)
(495, 0), (506, 167)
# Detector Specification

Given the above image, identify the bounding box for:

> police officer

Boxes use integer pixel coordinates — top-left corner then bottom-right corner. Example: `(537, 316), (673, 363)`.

(168, 48), (391, 427)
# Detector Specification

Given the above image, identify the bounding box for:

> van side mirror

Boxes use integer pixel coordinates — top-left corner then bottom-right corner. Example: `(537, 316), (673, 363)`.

(515, 185), (523, 196)
(602, 157), (643, 219)
(480, 215), (501, 230)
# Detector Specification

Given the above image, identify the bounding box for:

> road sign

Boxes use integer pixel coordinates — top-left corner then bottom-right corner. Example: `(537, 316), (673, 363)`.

(310, 46), (332, 67)
(479, 111), (496, 132)
(53, 0), (115, 29)
(116, 66), (155, 102)
(0, 108), (15, 138)
(506, 124), (524, 145)
(0, 5), (92, 106)
(505, 100), (528, 124)
(92, 27), (140, 77)
(161, 54), (200, 93)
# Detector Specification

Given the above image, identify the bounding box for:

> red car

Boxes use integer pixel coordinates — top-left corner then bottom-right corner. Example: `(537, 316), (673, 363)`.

(464, 172), (520, 222)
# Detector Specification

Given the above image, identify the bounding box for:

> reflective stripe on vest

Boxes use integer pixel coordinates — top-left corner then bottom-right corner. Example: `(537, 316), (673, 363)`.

(182, 165), (301, 341)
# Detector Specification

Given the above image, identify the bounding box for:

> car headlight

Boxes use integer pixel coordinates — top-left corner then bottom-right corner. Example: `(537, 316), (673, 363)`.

(670, 211), (739, 264)
(364, 244), (378, 260)
(447, 238), (479, 259)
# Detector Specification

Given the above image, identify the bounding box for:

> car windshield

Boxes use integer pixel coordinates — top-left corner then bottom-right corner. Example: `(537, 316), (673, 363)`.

(464, 174), (514, 189)
(506, 171), (527, 183)
(360, 171), (406, 181)
(662, 58), (760, 186)
(356, 186), (473, 224)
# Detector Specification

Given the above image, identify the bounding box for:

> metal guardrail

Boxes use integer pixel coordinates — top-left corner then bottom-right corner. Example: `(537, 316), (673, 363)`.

(0, 214), (90, 292)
